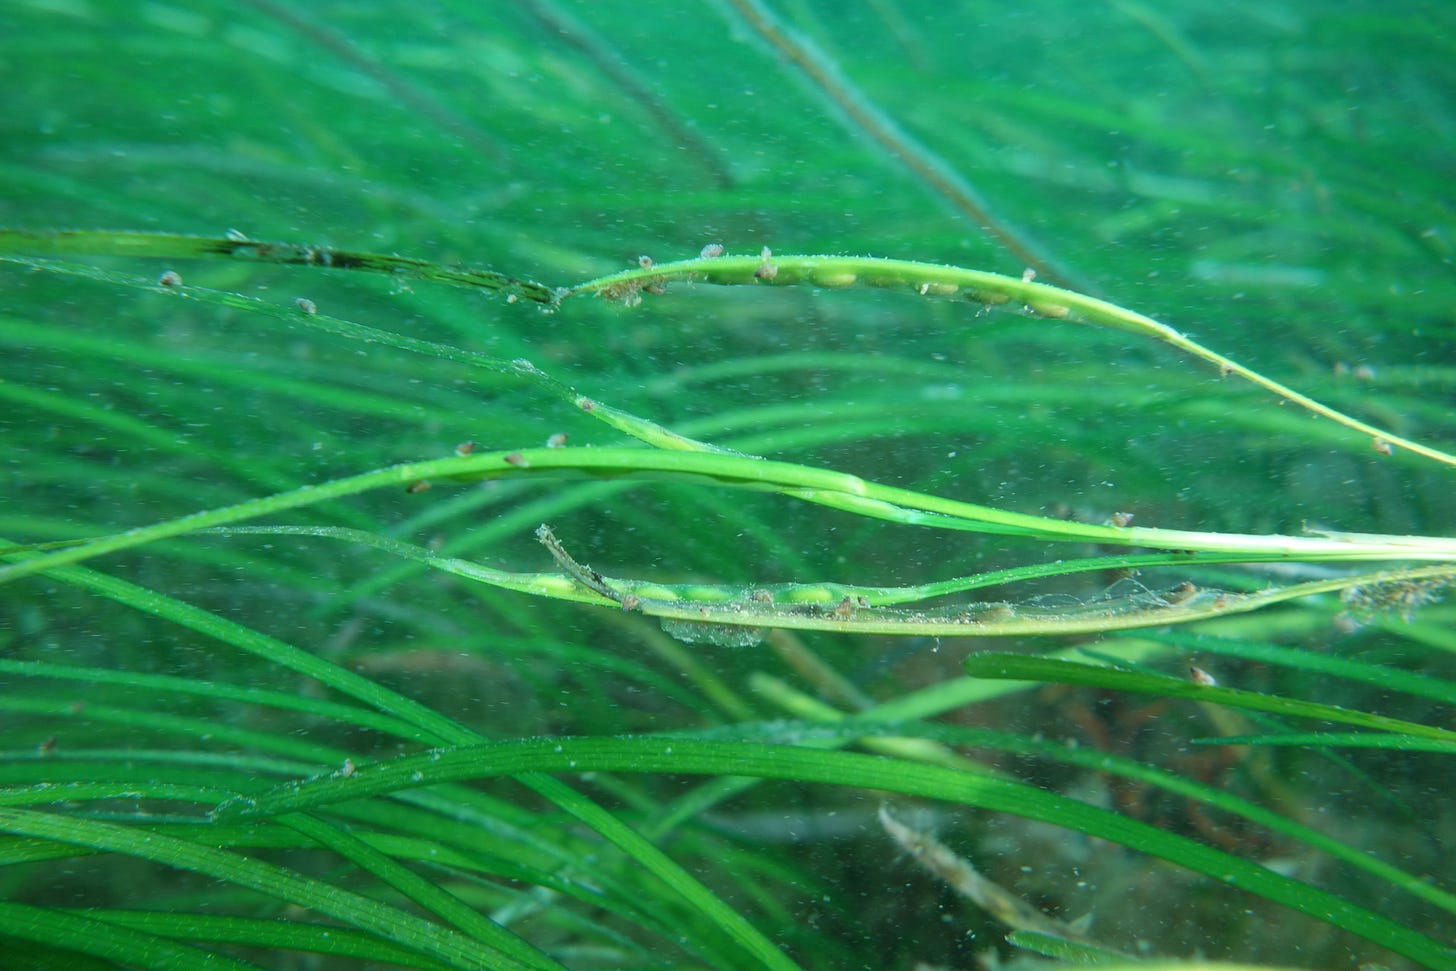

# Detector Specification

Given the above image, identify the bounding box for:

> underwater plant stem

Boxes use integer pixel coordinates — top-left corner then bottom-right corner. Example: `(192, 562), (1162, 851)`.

(6, 228), (1445, 466)
(571, 253), (1456, 468)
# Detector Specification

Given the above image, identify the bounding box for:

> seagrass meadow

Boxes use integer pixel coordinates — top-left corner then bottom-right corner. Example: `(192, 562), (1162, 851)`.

(2, 1), (1455, 969)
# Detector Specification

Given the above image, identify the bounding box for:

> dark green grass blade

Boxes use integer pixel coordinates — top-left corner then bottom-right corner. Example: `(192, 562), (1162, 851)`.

(0, 658), (422, 741)
(217, 736), (1455, 970)
(5, 550), (807, 971)
(0, 902), (267, 971)
(0, 808), (539, 971)
(279, 812), (567, 971)
(1192, 732), (1456, 753)
(962, 653), (1456, 744)
(700, 707), (1456, 916)
(0, 229), (558, 304)
(1130, 630), (1456, 706)
(60, 910), (459, 971)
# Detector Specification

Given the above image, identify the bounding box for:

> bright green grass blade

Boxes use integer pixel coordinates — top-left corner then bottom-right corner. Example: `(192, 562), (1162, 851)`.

(1006, 934), (1306, 971)
(4, 550), (807, 971)
(0, 548), (460, 746)
(191, 523), (1456, 641)
(0, 902), (267, 971)
(1191, 732), (1456, 753)
(5, 447), (1450, 587)
(279, 813), (567, 971)
(1128, 631), (1456, 705)
(4, 450), (1453, 640)
(963, 653), (1456, 744)
(62, 910), (459, 971)
(0, 767), (673, 948)
(215, 736), (1454, 970)
(0, 781), (233, 810)
(566, 253), (1454, 467)
(4, 231), (1451, 469)
(0, 658), (423, 741)
(0, 808), (537, 971)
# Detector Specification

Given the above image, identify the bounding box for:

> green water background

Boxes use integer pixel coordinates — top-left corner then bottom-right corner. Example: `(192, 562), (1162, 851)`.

(2, 2), (1454, 968)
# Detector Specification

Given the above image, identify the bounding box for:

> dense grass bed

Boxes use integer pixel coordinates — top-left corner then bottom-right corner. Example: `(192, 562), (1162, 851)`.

(3, 2), (1453, 969)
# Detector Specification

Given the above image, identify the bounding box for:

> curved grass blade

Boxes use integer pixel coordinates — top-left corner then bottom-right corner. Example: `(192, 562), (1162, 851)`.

(215, 736), (1454, 970)
(962, 654), (1456, 744)
(0, 808), (531, 971)
(0, 253), (735, 457)
(5, 448), (1452, 590)
(4, 230), (1449, 468)
(204, 524), (1456, 640)
(278, 812), (567, 971)
(60, 910), (459, 971)
(0, 658), (423, 741)
(723, 704), (1456, 916)
(568, 252), (1456, 467)
(1128, 631), (1456, 706)
(2, 549), (807, 971)
(0, 229), (557, 304)
(1191, 732), (1456, 753)
(0, 902), (266, 971)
